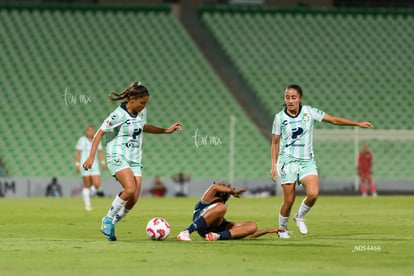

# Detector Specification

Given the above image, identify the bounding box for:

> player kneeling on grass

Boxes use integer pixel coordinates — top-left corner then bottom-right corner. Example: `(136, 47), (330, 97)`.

(177, 182), (285, 241)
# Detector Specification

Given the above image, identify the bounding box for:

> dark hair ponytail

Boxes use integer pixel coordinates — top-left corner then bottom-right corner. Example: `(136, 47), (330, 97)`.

(108, 82), (150, 102)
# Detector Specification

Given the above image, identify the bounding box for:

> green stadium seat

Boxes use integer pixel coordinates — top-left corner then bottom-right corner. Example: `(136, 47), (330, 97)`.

(0, 6), (269, 181)
(201, 8), (414, 180)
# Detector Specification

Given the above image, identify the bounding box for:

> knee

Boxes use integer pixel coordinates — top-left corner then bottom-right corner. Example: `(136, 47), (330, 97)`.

(215, 203), (227, 216)
(305, 192), (318, 206)
(248, 222), (257, 234)
(283, 196), (295, 207)
(306, 191), (319, 202)
(121, 186), (137, 199)
(240, 222), (257, 236)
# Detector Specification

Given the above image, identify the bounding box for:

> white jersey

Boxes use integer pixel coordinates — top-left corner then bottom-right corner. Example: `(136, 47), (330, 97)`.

(76, 136), (102, 167)
(100, 102), (147, 163)
(272, 105), (325, 160)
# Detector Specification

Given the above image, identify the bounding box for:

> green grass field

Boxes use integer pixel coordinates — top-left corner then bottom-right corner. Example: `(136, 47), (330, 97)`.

(1, 195), (413, 275)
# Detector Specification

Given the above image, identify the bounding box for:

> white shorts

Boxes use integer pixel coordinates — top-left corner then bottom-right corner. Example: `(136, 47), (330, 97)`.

(80, 164), (100, 177)
(107, 155), (142, 176)
(277, 156), (318, 184)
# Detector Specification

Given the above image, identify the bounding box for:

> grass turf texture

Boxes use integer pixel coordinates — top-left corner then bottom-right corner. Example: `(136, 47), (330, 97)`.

(0, 196), (413, 275)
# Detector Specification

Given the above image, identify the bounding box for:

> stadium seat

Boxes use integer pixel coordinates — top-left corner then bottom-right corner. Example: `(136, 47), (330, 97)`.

(0, 6), (269, 180)
(201, 8), (414, 180)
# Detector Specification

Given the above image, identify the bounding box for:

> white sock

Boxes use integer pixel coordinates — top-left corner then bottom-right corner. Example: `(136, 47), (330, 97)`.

(113, 207), (130, 224)
(82, 188), (91, 209)
(106, 195), (126, 218)
(279, 213), (289, 230)
(296, 199), (311, 219)
(90, 185), (97, 197)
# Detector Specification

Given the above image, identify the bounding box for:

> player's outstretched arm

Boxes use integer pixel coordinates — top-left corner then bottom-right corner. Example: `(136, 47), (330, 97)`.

(143, 122), (182, 134)
(201, 183), (246, 202)
(323, 114), (374, 128)
(247, 228), (285, 239)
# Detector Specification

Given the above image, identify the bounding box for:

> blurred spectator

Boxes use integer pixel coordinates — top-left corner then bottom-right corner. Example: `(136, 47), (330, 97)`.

(357, 144), (378, 197)
(150, 175), (167, 197)
(172, 172), (191, 197)
(0, 156), (10, 177)
(249, 184), (276, 197)
(45, 177), (63, 197)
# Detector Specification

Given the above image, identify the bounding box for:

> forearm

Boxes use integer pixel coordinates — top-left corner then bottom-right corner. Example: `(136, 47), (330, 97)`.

(325, 116), (360, 126)
(211, 184), (244, 197)
(75, 151), (81, 165)
(247, 228), (277, 239)
(213, 184), (234, 194)
(88, 131), (104, 160)
(143, 124), (167, 134)
(271, 143), (279, 167)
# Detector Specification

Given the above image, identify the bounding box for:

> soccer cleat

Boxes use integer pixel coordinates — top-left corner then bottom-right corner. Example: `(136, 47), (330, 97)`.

(85, 206), (93, 211)
(108, 223), (117, 241)
(294, 216), (308, 234)
(205, 232), (220, 241)
(177, 230), (191, 242)
(101, 216), (115, 240)
(277, 230), (291, 239)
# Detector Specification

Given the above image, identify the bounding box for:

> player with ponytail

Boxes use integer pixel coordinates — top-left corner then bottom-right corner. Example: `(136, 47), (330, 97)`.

(84, 82), (182, 241)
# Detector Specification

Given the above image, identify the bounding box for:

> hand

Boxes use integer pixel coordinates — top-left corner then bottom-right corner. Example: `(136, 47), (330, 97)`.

(270, 167), (278, 182)
(75, 165), (80, 173)
(83, 157), (94, 171)
(267, 228), (286, 234)
(358, 121), (374, 128)
(165, 122), (182, 134)
(232, 188), (246, 198)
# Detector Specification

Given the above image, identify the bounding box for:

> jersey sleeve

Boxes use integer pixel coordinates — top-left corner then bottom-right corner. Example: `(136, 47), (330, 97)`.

(141, 108), (147, 125)
(272, 114), (281, 135)
(100, 108), (124, 132)
(309, 106), (325, 122)
(75, 137), (83, 150)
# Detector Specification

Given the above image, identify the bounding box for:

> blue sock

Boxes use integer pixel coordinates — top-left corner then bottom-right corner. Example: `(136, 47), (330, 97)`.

(186, 216), (208, 234)
(218, 230), (232, 240)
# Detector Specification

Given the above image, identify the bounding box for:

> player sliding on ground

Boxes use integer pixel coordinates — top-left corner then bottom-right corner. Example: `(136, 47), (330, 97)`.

(177, 182), (285, 241)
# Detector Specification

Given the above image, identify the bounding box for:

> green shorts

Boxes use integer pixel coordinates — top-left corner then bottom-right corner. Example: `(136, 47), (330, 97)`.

(107, 155), (142, 177)
(277, 156), (318, 185)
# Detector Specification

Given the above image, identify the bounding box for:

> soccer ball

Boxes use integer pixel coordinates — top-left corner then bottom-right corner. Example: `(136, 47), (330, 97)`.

(146, 217), (171, 240)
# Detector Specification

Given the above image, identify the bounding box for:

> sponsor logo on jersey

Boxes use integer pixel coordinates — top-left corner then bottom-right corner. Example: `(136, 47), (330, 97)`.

(291, 127), (304, 139)
(125, 141), (140, 149)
